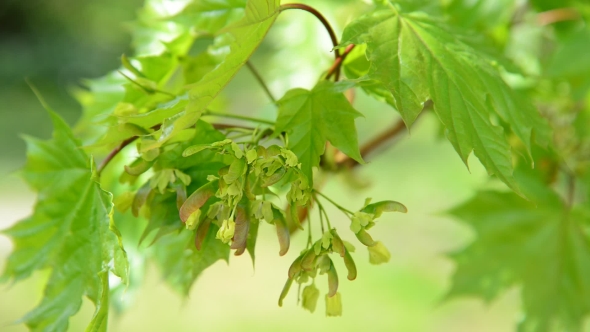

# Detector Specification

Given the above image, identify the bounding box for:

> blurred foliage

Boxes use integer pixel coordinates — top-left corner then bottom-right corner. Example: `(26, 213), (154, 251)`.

(2, 0), (590, 331)
(0, 0), (142, 164)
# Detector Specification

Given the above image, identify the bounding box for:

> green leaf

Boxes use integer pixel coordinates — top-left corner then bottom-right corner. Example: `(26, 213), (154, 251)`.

(447, 168), (590, 331)
(443, 0), (515, 31)
(340, 4), (551, 194)
(2, 111), (128, 331)
(546, 28), (590, 99)
(172, 0), (247, 34)
(140, 193), (184, 245)
(152, 224), (230, 295)
(274, 81), (364, 183)
(186, 0), (280, 122)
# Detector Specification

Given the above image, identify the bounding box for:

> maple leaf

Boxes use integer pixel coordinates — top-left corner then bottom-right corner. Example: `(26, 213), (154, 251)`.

(1, 111), (129, 332)
(448, 168), (590, 331)
(340, 2), (551, 194)
(138, 0), (280, 151)
(274, 81), (364, 183)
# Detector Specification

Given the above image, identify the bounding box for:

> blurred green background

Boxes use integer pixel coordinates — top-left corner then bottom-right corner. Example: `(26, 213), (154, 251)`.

(0, 0), (528, 331)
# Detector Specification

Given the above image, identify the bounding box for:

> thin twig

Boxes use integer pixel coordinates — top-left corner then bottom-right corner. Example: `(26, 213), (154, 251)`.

(203, 110), (275, 125)
(246, 61), (277, 104)
(537, 8), (580, 26)
(279, 3), (340, 60)
(336, 119), (407, 168)
(314, 189), (354, 215)
(326, 44), (356, 81)
(97, 136), (138, 176)
(97, 123), (256, 175)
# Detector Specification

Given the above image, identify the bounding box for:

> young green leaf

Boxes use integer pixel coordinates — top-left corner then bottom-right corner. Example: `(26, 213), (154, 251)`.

(340, 4), (551, 194)
(1, 111), (128, 331)
(152, 224), (229, 295)
(172, 0), (247, 34)
(186, 0), (280, 119)
(275, 81), (364, 183)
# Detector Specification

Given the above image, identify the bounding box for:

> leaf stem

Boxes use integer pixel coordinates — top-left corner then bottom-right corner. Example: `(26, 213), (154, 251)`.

(318, 199), (332, 230)
(537, 8), (580, 25)
(203, 111), (275, 125)
(118, 71), (175, 97)
(313, 189), (353, 216)
(317, 198), (326, 234)
(279, 3), (340, 60)
(97, 135), (138, 176)
(307, 210), (313, 248)
(246, 61), (277, 104)
(325, 44), (355, 81)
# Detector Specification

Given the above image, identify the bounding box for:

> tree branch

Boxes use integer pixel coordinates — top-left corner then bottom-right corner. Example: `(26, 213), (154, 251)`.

(97, 135), (138, 176)
(537, 8), (580, 26)
(279, 3), (340, 60)
(336, 119), (407, 168)
(326, 44), (355, 81)
(97, 123), (257, 175)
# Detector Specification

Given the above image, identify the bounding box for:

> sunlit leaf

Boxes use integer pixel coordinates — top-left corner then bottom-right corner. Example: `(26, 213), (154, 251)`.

(152, 224), (229, 295)
(274, 81), (364, 183)
(1, 111), (128, 331)
(186, 0), (280, 124)
(340, 3), (551, 193)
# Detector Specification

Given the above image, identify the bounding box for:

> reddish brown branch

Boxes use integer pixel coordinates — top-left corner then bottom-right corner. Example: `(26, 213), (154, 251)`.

(97, 136), (138, 175)
(326, 44), (355, 81)
(537, 8), (580, 26)
(336, 119), (407, 168)
(96, 123), (254, 175)
(280, 3), (340, 61)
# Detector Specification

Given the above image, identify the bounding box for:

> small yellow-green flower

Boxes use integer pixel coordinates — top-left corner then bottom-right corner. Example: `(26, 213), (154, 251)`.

(301, 284), (320, 313)
(216, 218), (236, 243)
(281, 148), (299, 167)
(246, 148), (258, 164)
(321, 231), (333, 249)
(368, 241), (391, 265)
(325, 292), (342, 317)
(350, 211), (374, 233)
(185, 209), (201, 230)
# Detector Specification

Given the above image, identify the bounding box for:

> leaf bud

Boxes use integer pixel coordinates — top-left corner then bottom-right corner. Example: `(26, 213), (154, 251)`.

(185, 209), (201, 231)
(301, 284), (320, 313)
(368, 241), (391, 265)
(327, 259), (339, 297)
(325, 292), (342, 317)
(216, 218), (236, 244)
(278, 278), (293, 307)
(246, 148), (258, 163)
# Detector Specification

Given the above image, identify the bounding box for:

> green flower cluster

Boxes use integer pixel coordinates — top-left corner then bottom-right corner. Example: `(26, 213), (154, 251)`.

(179, 138), (310, 255)
(279, 229), (356, 316)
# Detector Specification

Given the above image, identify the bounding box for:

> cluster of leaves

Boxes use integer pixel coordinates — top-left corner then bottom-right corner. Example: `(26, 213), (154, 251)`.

(3, 0), (590, 331)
